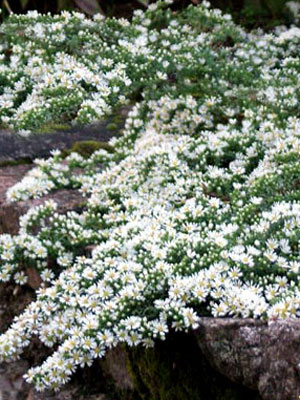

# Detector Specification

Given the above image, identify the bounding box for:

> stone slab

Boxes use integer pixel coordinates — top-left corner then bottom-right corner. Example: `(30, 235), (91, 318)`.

(0, 164), (85, 235)
(196, 317), (300, 400)
(0, 106), (130, 163)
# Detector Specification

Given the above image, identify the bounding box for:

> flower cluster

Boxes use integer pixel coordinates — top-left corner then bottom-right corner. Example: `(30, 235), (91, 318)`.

(0, 0), (227, 134)
(0, 0), (300, 392)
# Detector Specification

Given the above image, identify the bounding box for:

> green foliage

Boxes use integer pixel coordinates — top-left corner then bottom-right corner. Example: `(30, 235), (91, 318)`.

(35, 122), (72, 134)
(210, 0), (295, 28)
(0, 157), (32, 167)
(238, 0), (294, 29)
(71, 140), (115, 158)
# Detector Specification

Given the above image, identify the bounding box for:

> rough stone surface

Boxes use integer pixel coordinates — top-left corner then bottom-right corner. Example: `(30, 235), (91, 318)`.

(0, 164), (85, 236)
(0, 188), (85, 236)
(0, 106), (130, 163)
(0, 359), (108, 400)
(101, 346), (134, 392)
(127, 330), (261, 400)
(196, 318), (300, 400)
(0, 360), (30, 400)
(0, 164), (32, 203)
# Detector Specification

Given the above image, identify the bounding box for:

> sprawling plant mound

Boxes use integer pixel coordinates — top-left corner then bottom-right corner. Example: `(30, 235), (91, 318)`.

(0, 0), (300, 392)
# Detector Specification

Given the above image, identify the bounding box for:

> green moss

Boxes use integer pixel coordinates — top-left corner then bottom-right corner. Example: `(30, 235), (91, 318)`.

(113, 115), (123, 124)
(0, 157), (32, 167)
(33, 122), (71, 134)
(65, 140), (114, 158)
(107, 107), (129, 134)
(126, 332), (262, 400)
(106, 122), (118, 131)
(75, 200), (88, 210)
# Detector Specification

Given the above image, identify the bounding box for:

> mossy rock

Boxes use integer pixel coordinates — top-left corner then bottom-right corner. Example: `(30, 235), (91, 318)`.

(106, 122), (119, 131)
(34, 122), (72, 134)
(126, 332), (262, 400)
(0, 157), (32, 168)
(63, 140), (115, 158)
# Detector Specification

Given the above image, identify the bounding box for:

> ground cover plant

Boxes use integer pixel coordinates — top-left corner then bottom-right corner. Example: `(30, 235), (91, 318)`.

(0, 0), (300, 392)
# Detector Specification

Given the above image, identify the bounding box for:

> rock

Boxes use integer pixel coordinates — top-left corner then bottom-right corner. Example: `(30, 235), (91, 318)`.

(0, 164), (86, 291)
(0, 165), (32, 204)
(196, 317), (300, 400)
(0, 164), (85, 236)
(0, 360), (30, 400)
(0, 284), (34, 332)
(0, 107), (130, 163)
(25, 267), (43, 290)
(0, 358), (111, 400)
(0, 188), (85, 236)
(126, 330), (261, 400)
(125, 318), (300, 400)
(100, 346), (134, 392)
